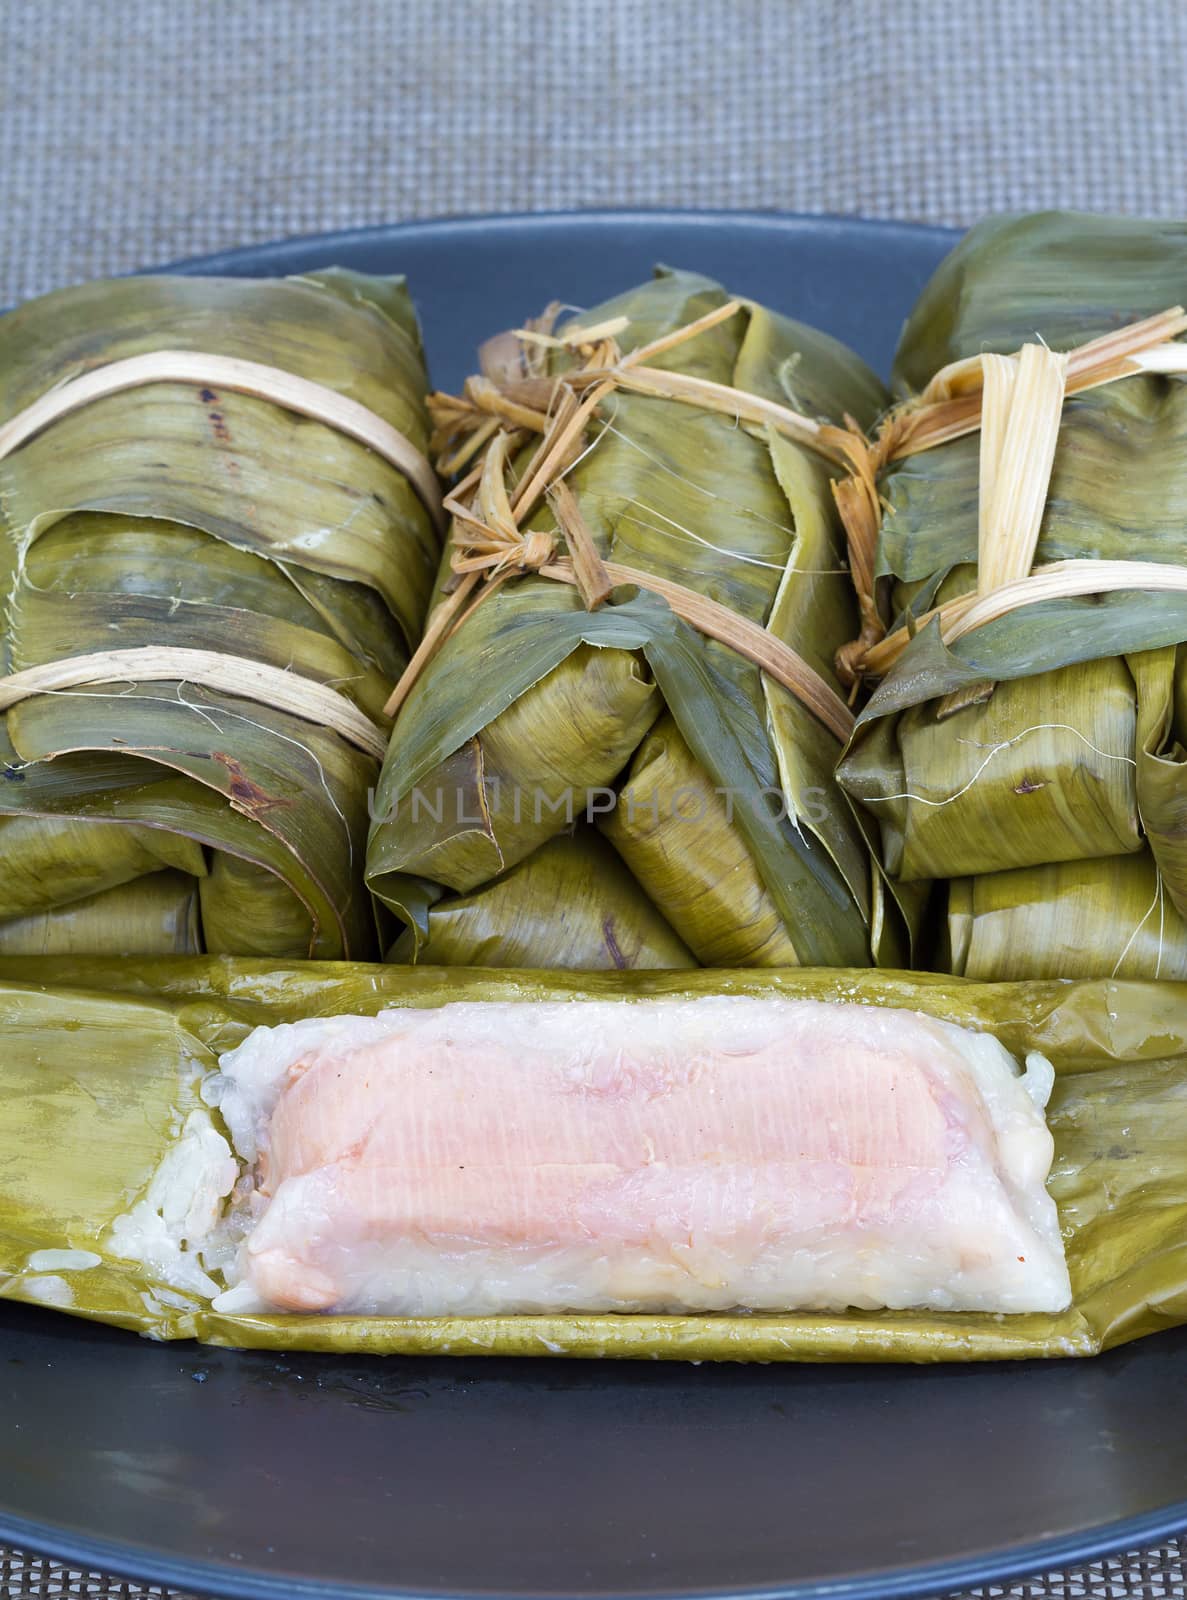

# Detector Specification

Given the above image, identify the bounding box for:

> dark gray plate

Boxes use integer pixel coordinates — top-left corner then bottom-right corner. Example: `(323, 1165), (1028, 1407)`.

(4, 211), (1185, 1600)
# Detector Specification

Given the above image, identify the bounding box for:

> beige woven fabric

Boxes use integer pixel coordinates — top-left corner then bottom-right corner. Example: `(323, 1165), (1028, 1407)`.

(2, 1), (1187, 1596)
(1, 0), (1185, 307)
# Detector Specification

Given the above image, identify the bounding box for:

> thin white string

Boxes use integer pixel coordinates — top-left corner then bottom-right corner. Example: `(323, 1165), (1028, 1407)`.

(862, 722), (1137, 808)
(1111, 867), (1166, 980)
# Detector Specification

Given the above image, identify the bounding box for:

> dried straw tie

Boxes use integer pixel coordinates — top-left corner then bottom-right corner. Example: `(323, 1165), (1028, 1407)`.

(0, 353), (445, 752)
(385, 301), (858, 744)
(828, 307), (1187, 685)
(392, 298), (1187, 736)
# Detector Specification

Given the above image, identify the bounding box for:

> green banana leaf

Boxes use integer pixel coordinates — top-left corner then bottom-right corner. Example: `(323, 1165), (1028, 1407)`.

(0, 271), (439, 960)
(385, 828), (695, 968)
(0, 871), (201, 956)
(368, 270), (892, 968)
(0, 810), (205, 917)
(601, 714), (799, 964)
(2, 956), (1187, 1362)
(838, 213), (1187, 965)
(842, 653), (1142, 883)
(945, 850), (1187, 981)
(198, 854), (315, 959)
(894, 211), (1187, 392)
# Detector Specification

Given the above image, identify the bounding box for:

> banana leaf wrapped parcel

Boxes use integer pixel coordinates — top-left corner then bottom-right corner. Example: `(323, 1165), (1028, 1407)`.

(835, 212), (1187, 979)
(366, 270), (902, 969)
(0, 271), (441, 960)
(3, 956), (1187, 1361)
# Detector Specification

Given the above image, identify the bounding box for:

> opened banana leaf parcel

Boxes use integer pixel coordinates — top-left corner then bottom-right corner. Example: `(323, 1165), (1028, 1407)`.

(1, 957), (1185, 1361)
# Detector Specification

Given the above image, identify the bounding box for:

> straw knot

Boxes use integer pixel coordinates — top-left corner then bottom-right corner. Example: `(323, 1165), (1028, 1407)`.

(383, 296), (860, 742)
(451, 524), (556, 579)
(517, 528), (558, 571)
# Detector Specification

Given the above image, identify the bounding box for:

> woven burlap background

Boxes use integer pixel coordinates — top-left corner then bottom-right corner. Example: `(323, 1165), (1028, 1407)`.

(2, 0), (1186, 1596)
(2, 0), (1186, 307)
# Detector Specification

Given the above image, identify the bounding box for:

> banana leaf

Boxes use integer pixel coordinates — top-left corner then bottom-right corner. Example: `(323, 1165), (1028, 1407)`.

(198, 854), (315, 959)
(842, 652), (1142, 883)
(600, 714), (798, 964)
(0, 871), (200, 956)
(3, 956), (1187, 1362)
(385, 828), (696, 968)
(0, 811), (206, 917)
(0, 271), (439, 960)
(368, 271), (894, 968)
(945, 850), (1187, 981)
(838, 213), (1187, 969)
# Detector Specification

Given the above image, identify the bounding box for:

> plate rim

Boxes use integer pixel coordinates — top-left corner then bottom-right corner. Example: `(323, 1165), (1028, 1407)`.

(155, 205), (960, 278)
(7, 1494), (1187, 1600)
(5, 207), (1185, 1600)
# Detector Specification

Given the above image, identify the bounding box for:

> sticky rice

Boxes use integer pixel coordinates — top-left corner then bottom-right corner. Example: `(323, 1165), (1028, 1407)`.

(109, 997), (1071, 1319)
